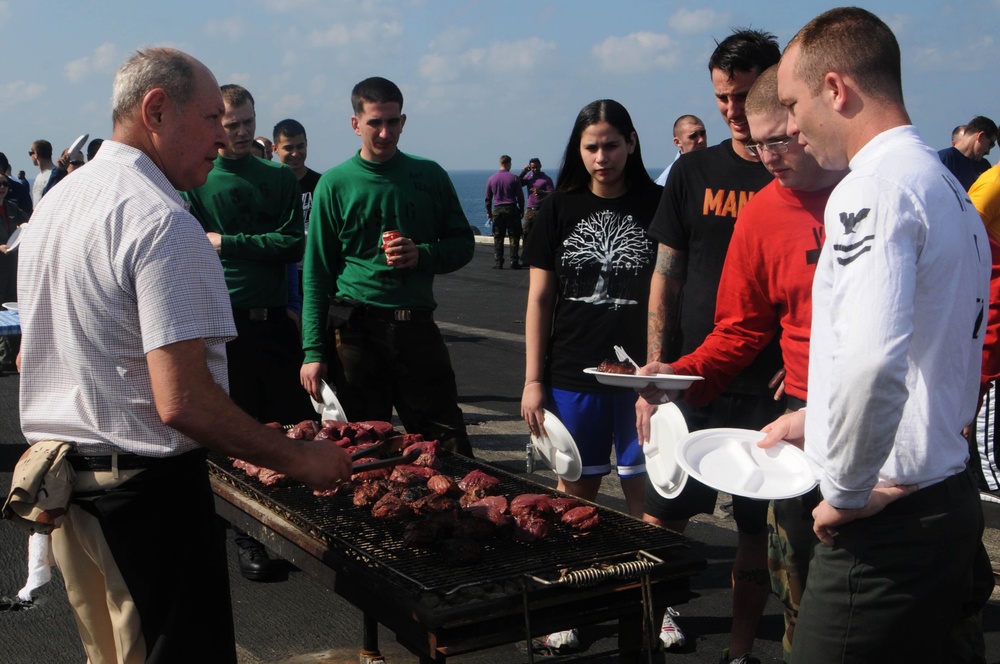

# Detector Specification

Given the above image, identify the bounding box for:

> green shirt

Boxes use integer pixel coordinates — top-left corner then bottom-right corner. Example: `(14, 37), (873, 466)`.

(181, 154), (303, 309)
(302, 150), (474, 363)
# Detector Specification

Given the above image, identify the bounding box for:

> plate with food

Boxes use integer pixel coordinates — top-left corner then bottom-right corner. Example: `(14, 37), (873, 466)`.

(583, 360), (704, 390)
(530, 409), (582, 482)
(675, 428), (819, 500)
(643, 402), (689, 499)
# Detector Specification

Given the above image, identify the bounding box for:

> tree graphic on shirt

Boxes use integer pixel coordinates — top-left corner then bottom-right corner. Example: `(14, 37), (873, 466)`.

(562, 210), (650, 309)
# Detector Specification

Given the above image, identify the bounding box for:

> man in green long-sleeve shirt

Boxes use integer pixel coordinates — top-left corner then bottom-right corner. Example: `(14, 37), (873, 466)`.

(183, 84), (314, 581)
(300, 76), (475, 456)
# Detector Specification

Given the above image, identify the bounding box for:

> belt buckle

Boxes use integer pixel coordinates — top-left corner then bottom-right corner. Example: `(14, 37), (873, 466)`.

(249, 308), (268, 322)
(394, 309), (411, 322)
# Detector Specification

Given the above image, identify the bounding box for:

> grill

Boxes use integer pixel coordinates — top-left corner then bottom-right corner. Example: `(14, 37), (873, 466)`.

(209, 450), (704, 663)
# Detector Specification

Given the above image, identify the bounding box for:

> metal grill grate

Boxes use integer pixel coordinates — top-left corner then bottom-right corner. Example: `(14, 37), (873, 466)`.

(209, 451), (690, 597)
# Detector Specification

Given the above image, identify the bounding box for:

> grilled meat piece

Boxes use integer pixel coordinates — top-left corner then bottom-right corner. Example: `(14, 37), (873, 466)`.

(561, 505), (600, 531)
(371, 493), (413, 520)
(395, 485), (430, 504)
(548, 497), (581, 516)
(286, 419), (320, 440)
(442, 537), (484, 566)
(351, 465), (392, 483)
(264, 421), (283, 429)
(403, 439), (440, 468)
(231, 458), (261, 478)
(353, 480), (390, 508)
(402, 519), (449, 547)
(452, 512), (497, 541)
(313, 482), (353, 498)
(410, 493), (458, 516)
(597, 359), (636, 375)
(257, 467), (290, 487)
(427, 474), (458, 496)
(390, 464), (439, 485)
(458, 469), (501, 494)
(511, 513), (550, 542)
(465, 496), (509, 524)
(510, 494), (554, 519)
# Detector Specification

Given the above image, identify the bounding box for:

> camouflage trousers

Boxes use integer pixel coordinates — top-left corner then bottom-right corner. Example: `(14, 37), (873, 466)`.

(767, 487), (820, 663)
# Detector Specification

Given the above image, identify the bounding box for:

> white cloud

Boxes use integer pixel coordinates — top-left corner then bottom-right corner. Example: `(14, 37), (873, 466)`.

(307, 20), (403, 48)
(912, 36), (995, 73)
(0, 81), (44, 112)
(204, 17), (249, 42)
(592, 32), (678, 75)
(226, 72), (252, 86)
(669, 8), (730, 35)
(64, 43), (119, 83)
(419, 37), (556, 83)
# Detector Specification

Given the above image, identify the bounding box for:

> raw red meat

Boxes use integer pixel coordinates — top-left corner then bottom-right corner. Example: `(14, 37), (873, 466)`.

(457, 470), (501, 493)
(511, 513), (550, 542)
(548, 497), (581, 516)
(561, 505), (600, 531)
(427, 475), (458, 496)
(510, 494), (554, 519)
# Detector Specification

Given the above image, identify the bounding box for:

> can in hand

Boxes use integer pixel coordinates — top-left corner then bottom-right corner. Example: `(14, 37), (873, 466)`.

(382, 230), (401, 265)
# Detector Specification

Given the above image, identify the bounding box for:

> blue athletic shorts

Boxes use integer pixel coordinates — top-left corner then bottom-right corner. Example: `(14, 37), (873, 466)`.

(547, 387), (646, 478)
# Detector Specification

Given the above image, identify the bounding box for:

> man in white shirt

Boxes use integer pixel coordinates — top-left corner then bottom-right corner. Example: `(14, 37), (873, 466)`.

(27, 139), (64, 205)
(766, 7), (994, 661)
(653, 114), (707, 185)
(16, 47), (351, 664)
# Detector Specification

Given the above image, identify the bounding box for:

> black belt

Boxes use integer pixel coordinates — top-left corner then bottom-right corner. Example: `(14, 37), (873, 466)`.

(872, 466), (975, 518)
(356, 306), (433, 323)
(67, 453), (162, 472)
(232, 306), (286, 322)
(494, 203), (518, 208)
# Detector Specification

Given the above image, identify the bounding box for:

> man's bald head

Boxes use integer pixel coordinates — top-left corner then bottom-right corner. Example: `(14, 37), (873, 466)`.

(111, 48), (204, 127)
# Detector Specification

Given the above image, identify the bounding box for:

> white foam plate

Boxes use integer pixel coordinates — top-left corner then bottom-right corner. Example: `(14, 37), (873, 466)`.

(583, 367), (704, 390)
(310, 379), (347, 423)
(6, 225), (22, 252)
(675, 428), (818, 500)
(2, 302), (17, 312)
(530, 409), (582, 482)
(68, 133), (89, 159)
(643, 402), (689, 499)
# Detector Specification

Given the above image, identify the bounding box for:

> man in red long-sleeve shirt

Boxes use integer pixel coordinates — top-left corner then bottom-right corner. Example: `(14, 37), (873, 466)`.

(639, 64), (846, 663)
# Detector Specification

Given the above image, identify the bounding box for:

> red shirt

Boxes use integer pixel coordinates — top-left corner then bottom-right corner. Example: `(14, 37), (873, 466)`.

(671, 180), (832, 404)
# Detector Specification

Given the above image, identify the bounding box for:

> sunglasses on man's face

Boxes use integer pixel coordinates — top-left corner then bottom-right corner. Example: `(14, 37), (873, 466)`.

(28, 151), (35, 157)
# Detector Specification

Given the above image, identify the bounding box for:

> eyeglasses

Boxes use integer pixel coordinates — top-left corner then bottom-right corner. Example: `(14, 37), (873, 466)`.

(28, 151), (35, 156)
(745, 137), (794, 157)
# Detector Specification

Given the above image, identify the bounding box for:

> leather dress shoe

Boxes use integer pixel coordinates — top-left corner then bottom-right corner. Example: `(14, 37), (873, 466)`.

(238, 541), (275, 581)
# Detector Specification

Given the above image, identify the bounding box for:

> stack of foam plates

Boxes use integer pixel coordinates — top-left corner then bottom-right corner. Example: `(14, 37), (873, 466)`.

(530, 409), (583, 482)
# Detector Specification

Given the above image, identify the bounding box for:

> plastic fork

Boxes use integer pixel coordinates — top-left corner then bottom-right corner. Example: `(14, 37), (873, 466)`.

(614, 345), (642, 372)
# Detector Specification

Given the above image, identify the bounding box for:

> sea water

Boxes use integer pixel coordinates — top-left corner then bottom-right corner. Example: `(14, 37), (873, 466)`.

(449, 169), (663, 236)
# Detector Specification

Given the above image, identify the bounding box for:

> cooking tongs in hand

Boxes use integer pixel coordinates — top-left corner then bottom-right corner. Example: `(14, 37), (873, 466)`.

(349, 437), (420, 470)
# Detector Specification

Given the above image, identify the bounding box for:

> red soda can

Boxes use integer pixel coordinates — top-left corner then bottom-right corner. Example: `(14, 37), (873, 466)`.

(382, 230), (401, 250)
(382, 230), (401, 264)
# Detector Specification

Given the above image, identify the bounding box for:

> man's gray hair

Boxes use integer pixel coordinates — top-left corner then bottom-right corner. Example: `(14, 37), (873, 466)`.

(111, 48), (197, 126)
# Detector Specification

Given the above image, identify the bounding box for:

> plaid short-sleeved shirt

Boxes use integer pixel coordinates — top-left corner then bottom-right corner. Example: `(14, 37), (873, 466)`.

(18, 141), (237, 456)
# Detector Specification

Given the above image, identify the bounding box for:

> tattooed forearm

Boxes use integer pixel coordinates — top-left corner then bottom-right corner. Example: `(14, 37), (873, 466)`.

(647, 245), (686, 362)
(654, 245), (687, 281)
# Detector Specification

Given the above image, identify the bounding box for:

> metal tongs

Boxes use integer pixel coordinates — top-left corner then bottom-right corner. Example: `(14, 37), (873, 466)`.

(613, 345), (642, 372)
(349, 438), (420, 471)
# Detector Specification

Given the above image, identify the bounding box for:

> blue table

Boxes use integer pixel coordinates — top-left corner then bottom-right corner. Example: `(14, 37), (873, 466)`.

(0, 309), (21, 336)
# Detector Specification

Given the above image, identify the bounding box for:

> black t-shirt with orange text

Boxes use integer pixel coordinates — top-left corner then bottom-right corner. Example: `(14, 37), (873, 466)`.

(648, 139), (780, 392)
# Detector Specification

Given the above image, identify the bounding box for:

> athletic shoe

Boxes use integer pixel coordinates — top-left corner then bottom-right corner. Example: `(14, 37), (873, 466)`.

(981, 489), (1000, 504)
(718, 649), (761, 664)
(659, 607), (685, 648)
(543, 629), (580, 653)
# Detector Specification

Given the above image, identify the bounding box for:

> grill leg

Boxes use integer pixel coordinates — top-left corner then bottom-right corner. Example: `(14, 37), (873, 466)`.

(359, 613), (384, 663)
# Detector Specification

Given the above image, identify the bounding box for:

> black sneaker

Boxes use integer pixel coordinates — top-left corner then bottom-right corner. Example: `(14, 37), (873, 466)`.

(238, 540), (275, 581)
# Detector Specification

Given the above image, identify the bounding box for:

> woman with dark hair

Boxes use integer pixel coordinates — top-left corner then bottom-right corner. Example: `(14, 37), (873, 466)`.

(520, 99), (660, 651)
(522, 98), (659, 511)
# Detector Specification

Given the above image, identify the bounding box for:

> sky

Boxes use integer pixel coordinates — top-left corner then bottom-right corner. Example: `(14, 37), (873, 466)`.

(1, 0), (997, 175)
